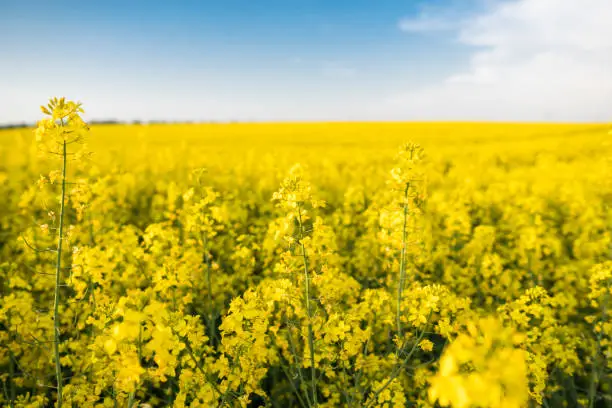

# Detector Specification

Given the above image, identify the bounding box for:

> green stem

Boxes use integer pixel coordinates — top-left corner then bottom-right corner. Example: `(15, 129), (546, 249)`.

(8, 348), (15, 408)
(53, 140), (67, 407)
(2, 381), (9, 408)
(270, 332), (310, 408)
(588, 335), (601, 408)
(203, 233), (216, 347)
(396, 183), (409, 338)
(88, 212), (95, 245)
(364, 320), (429, 408)
(138, 324), (142, 362)
(589, 279), (610, 408)
(354, 325), (371, 404)
(128, 324), (142, 408)
(297, 205), (317, 406)
(280, 364), (309, 408)
(127, 392), (135, 408)
(285, 327), (313, 407)
(172, 327), (224, 399)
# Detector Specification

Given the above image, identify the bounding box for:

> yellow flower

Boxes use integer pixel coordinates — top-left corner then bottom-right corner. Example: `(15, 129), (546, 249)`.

(429, 317), (529, 408)
(103, 338), (117, 355)
(419, 339), (434, 352)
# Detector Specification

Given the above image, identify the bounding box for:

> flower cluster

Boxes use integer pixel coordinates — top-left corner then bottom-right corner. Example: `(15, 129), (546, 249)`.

(428, 317), (529, 408)
(0, 102), (611, 407)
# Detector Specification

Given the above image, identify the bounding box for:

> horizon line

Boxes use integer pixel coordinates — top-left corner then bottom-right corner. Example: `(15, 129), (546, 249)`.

(1, 119), (610, 129)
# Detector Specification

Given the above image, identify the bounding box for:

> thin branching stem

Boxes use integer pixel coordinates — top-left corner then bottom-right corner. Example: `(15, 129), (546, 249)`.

(202, 232), (216, 346)
(297, 204), (317, 406)
(286, 325), (313, 407)
(170, 326), (225, 402)
(128, 324), (143, 408)
(280, 364), (309, 408)
(52, 140), (67, 407)
(589, 279), (609, 408)
(8, 347), (16, 408)
(396, 182), (410, 338)
(269, 330), (310, 408)
(364, 319), (429, 407)
(127, 392), (135, 408)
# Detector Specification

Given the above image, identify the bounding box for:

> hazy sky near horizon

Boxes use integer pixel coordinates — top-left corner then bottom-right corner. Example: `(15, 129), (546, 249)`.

(1, 0), (611, 124)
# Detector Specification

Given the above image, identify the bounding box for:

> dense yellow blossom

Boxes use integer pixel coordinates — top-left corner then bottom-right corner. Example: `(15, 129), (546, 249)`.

(428, 317), (529, 408)
(0, 103), (610, 406)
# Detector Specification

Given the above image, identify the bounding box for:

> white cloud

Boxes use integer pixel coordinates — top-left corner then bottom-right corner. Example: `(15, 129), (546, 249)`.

(390, 0), (612, 121)
(2, 0), (610, 123)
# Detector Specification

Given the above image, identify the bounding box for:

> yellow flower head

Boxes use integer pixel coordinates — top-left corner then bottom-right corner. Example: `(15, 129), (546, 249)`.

(429, 317), (529, 408)
(35, 97), (89, 158)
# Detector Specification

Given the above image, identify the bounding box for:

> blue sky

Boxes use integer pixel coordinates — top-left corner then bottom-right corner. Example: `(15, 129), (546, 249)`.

(1, 0), (610, 123)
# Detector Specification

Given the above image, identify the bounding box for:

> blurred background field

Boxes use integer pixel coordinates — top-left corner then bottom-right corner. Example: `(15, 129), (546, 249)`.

(2, 121), (609, 171)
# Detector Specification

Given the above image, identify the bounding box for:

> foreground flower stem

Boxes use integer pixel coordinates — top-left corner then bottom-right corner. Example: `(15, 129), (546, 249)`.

(396, 182), (409, 338)
(365, 318), (430, 408)
(53, 140), (67, 407)
(203, 234), (216, 346)
(297, 205), (317, 407)
(588, 280), (609, 408)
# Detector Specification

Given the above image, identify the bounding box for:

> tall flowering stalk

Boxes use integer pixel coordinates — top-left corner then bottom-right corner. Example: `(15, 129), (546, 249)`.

(386, 143), (426, 338)
(182, 175), (223, 346)
(34, 97), (89, 407)
(586, 262), (611, 408)
(273, 164), (325, 406)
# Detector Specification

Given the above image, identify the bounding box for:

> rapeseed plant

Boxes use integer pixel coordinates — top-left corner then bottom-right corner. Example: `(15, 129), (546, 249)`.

(31, 98), (89, 407)
(1, 99), (611, 407)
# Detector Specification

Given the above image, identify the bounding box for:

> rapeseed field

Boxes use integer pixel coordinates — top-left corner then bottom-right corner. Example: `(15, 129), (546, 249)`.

(0, 99), (610, 407)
